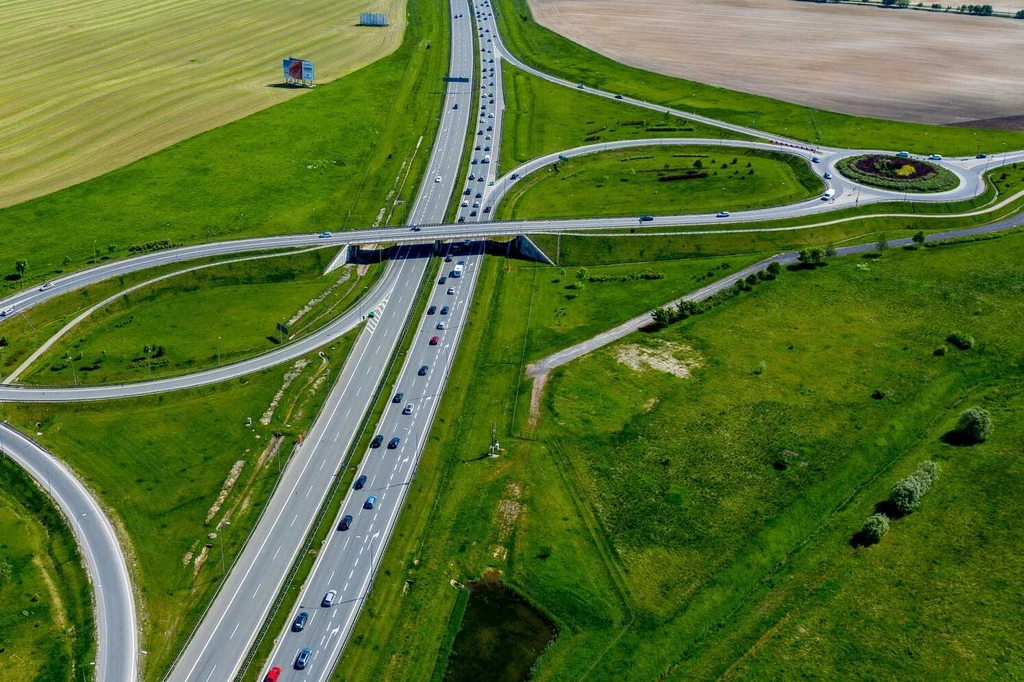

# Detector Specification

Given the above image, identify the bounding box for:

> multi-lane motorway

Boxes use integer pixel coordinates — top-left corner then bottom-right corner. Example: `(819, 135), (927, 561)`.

(166, 0), (477, 680)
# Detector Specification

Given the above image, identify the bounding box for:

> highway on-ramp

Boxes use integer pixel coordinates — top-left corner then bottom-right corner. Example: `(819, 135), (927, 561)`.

(0, 422), (137, 682)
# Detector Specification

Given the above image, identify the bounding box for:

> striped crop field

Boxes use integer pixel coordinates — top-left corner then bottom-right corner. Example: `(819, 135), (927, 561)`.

(0, 0), (404, 207)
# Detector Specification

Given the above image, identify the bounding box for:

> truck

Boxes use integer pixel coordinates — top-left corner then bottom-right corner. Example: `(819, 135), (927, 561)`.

(822, 188), (836, 201)
(452, 264), (464, 278)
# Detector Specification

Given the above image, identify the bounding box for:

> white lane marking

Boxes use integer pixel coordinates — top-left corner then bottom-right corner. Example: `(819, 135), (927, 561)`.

(230, 622), (240, 640)
(273, 546), (282, 561)
(203, 667), (217, 682)
(252, 583), (262, 599)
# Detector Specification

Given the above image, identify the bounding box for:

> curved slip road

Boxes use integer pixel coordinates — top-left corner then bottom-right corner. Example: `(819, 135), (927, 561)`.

(0, 422), (137, 682)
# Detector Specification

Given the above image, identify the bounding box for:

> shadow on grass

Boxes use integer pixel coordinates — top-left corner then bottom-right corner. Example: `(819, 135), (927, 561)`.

(940, 429), (976, 446)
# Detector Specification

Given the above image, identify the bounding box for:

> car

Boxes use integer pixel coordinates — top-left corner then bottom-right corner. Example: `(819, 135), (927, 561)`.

(510, 173), (519, 180)
(437, 321), (447, 330)
(896, 151), (910, 158)
(470, 210), (478, 216)
(639, 215), (654, 222)
(428, 305), (436, 315)
(811, 156), (820, 163)
(388, 436), (401, 448)
(447, 287), (456, 294)
(577, 83), (584, 89)
(468, 173), (475, 180)
(410, 225), (421, 231)
(716, 211), (730, 218)
(462, 199), (470, 206)
(457, 260), (465, 265)
(318, 231), (333, 238)
(419, 364), (430, 375)
(366, 494), (380, 511)
(615, 94), (624, 99)
(435, 175), (442, 183)
(393, 392), (404, 403)
(322, 590), (337, 607)
(445, 254), (453, 262)
(366, 310), (375, 318)
(929, 153), (943, 161)
(489, 99), (494, 104)
(976, 152), (988, 159)
(475, 145), (482, 150)
(471, 159), (478, 165)
(354, 474), (367, 490)
(440, 306), (449, 315)
(295, 648), (312, 670)
(403, 403), (414, 415)
(291, 612), (309, 632)
(338, 514), (353, 531)
(823, 171), (832, 180)
(484, 146), (490, 152)
(439, 276), (447, 284)
(475, 192), (483, 198)
(472, 202), (480, 208)
(457, 216), (466, 224)
(464, 188), (471, 195)
(484, 206), (491, 213)
(265, 666), (282, 682)
(39, 282), (54, 291)
(453, 103), (458, 109)
(430, 335), (440, 345)
(370, 434), (384, 448)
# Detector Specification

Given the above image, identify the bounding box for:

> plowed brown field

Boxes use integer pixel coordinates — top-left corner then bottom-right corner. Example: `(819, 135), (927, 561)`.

(529, 0), (1024, 128)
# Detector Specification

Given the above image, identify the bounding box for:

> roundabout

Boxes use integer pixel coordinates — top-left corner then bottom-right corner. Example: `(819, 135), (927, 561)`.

(836, 154), (960, 193)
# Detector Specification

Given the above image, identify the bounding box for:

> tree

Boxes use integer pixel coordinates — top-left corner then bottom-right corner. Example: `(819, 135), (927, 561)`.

(860, 514), (890, 544)
(766, 261), (782, 276)
(957, 407), (992, 443)
(575, 267), (589, 290)
(0, 559), (12, 587)
(914, 460), (940, 487)
(890, 475), (926, 514)
(745, 273), (759, 286)
(651, 307), (672, 326)
(693, 159), (703, 169)
(15, 260), (26, 277)
(876, 233), (889, 253)
(62, 255), (71, 266)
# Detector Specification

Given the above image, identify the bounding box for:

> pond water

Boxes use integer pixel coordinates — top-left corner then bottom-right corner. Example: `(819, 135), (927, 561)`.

(445, 572), (556, 682)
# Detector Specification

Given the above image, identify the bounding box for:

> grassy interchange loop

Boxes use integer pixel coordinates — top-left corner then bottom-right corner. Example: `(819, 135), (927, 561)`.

(836, 154), (959, 193)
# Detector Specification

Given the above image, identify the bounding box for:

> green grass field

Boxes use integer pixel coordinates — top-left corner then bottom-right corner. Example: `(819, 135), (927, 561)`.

(339, 231), (1024, 679)
(0, 0), (404, 207)
(0, 459), (95, 681)
(21, 250), (381, 385)
(496, 146), (823, 221)
(0, 332), (357, 678)
(499, 63), (745, 174)
(0, 0), (446, 291)
(493, 0), (1024, 156)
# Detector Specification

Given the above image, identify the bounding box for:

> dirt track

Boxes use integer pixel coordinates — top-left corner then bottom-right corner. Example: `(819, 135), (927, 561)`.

(528, 0), (1024, 127)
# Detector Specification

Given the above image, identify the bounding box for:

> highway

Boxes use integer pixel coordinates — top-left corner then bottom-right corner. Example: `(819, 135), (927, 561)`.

(165, 0), (477, 680)
(258, 2), (504, 678)
(0, 422), (137, 682)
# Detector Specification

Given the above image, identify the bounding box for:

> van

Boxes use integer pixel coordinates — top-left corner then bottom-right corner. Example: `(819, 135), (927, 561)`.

(822, 189), (836, 201)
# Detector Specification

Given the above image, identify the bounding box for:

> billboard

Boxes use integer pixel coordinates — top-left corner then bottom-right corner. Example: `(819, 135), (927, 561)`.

(282, 58), (314, 82)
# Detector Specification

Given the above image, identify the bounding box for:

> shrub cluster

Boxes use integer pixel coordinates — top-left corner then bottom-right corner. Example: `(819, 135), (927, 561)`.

(858, 461), (939, 546)
(588, 269), (663, 283)
(128, 239), (179, 254)
(946, 332), (975, 349)
(650, 262), (781, 326)
(957, 407), (993, 444)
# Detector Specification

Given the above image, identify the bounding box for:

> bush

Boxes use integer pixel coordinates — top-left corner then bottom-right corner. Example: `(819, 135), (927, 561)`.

(957, 408), (993, 443)
(946, 332), (975, 350)
(889, 475), (927, 514)
(914, 461), (940, 488)
(860, 514), (890, 544)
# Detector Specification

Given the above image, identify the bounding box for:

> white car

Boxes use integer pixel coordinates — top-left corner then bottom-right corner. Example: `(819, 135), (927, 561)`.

(0, 306), (14, 318)
(435, 176), (442, 183)
(39, 282), (54, 291)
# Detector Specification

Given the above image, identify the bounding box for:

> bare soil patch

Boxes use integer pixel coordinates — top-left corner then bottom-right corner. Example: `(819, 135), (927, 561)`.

(529, 0), (1024, 126)
(616, 341), (703, 379)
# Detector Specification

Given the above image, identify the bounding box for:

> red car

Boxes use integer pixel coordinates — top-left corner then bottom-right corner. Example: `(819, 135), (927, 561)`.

(429, 336), (440, 345)
(265, 667), (281, 682)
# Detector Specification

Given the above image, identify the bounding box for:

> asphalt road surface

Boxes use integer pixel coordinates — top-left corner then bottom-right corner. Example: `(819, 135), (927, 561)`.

(0, 423), (137, 682)
(166, 0), (476, 679)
